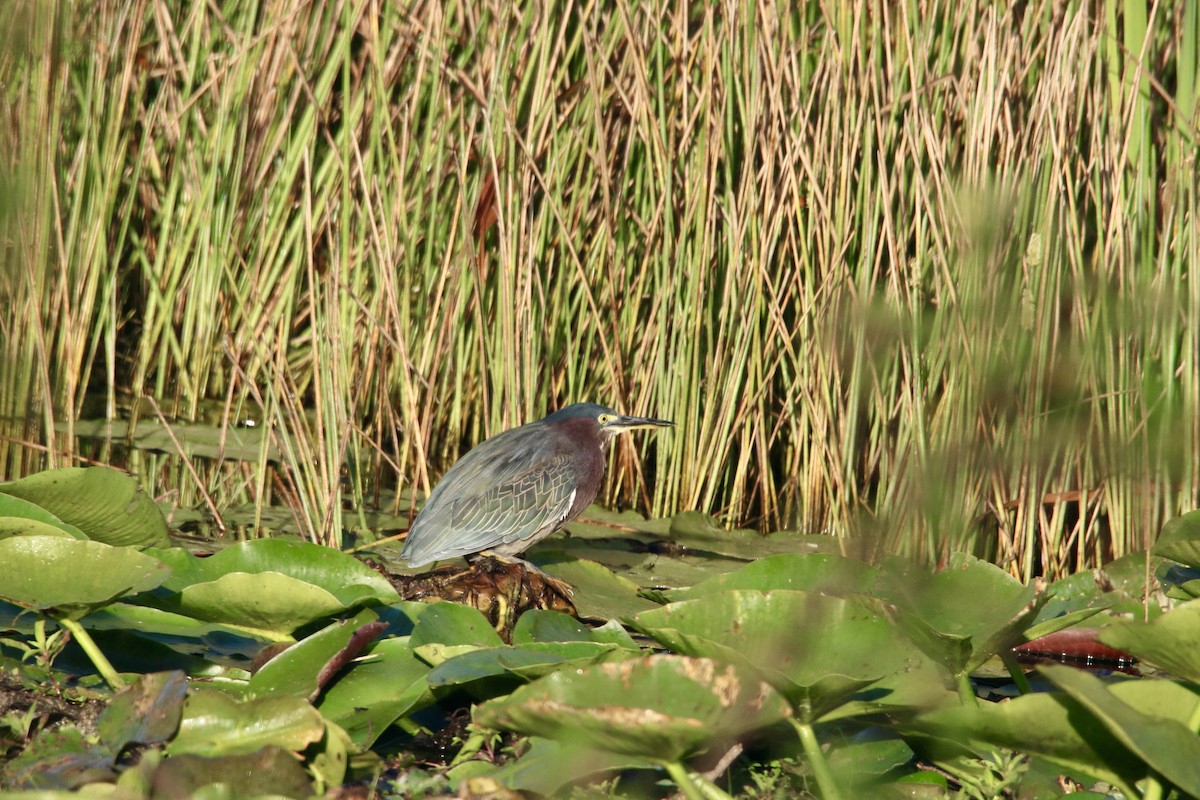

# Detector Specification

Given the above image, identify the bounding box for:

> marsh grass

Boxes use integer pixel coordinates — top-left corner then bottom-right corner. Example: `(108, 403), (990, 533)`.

(2, 0), (1197, 578)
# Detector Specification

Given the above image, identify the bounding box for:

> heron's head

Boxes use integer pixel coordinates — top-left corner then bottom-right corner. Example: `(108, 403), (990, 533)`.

(544, 402), (673, 444)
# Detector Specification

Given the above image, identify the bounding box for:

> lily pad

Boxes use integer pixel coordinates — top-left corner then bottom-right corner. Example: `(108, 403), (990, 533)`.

(315, 636), (435, 748)
(511, 609), (594, 644)
(915, 672), (1200, 797)
(248, 608), (386, 699)
(81, 602), (268, 666)
(410, 601), (506, 649)
(485, 736), (657, 797)
(661, 553), (881, 603)
(427, 641), (632, 693)
(149, 539), (398, 608)
(98, 670), (188, 751)
(0, 536), (170, 619)
(1039, 665), (1200, 797)
(0, 516), (80, 540)
(170, 571), (357, 637)
(0, 466), (170, 548)
(666, 511), (837, 560)
(0, 493), (86, 539)
(474, 654), (790, 762)
(1099, 599), (1200, 682)
(3, 671), (188, 790)
(533, 556), (661, 619)
(168, 689), (327, 757)
(1153, 510), (1200, 568)
(2, 725), (114, 789)
(141, 540), (399, 636)
(141, 746), (314, 799)
(882, 553), (1046, 675)
(628, 590), (927, 722)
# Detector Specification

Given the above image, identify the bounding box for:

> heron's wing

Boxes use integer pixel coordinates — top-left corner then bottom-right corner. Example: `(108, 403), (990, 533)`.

(401, 428), (578, 566)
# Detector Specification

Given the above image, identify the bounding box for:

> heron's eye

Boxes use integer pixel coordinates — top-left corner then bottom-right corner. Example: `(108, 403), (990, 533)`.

(598, 413), (615, 425)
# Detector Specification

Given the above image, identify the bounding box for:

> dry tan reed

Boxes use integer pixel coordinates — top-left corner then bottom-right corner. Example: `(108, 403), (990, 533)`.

(1, 0), (1197, 577)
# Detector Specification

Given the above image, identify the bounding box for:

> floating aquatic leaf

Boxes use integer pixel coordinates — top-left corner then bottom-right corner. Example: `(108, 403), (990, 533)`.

(0, 493), (86, 539)
(660, 552), (880, 603)
(485, 736), (657, 797)
(1099, 599), (1200, 682)
(142, 746), (314, 799)
(171, 571), (354, 637)
(629, 589), (932, 722)
(248, 608), (386, 699)
(882, 553), (1046, 676)
(168, 689), (327, 758)
(315, 637), (435, 749)
(1153, 509), (1200, 569)
(149, 538), (398, 608)
(427, 641), (632, 696)
(915, 670), (1200, 797)
(511, 609), (593, 644)
(1037, 664), (1200, 797)
(0, 536), (169, 619)
(533, 556), (661, 619)
(0, 466), (169, 548)
(474, 654), (790, 762)
(97, 670), (188, 751)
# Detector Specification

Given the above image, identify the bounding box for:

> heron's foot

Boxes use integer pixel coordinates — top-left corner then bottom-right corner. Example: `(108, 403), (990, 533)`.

(474, 551), (576, 598)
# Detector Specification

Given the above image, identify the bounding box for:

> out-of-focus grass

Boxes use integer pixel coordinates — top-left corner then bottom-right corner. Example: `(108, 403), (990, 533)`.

(1, 0), (1196, 578)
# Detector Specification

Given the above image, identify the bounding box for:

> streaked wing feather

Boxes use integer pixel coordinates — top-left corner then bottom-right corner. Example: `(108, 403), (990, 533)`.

(401, 426), (578, 565)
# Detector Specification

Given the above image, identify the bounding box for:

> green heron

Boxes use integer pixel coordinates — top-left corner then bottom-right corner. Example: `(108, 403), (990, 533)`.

(401, 403), (672, 567)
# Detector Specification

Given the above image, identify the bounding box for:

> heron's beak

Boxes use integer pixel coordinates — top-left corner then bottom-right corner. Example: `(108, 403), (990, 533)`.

(611, 414), (674, 431)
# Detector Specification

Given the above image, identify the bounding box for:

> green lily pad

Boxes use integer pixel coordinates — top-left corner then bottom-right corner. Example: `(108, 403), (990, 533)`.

(1099, 599), (1200, 682)
(511, 609), (594, 644)
(67, 416), (280, 464)
(0, 516), (79, 539)
(142, 541), (399, 636)
(248, 607), (385, 699)
(2, 724), (114, 789)
(0, 536), (170, 619)
(534, 556), (661, 619)
(83, 601), (267, 645)
(1153, 510), (1200, 568)
(98, 670), (188, 751)
(409, 601), (505, 666)
(666, 511), (837, 560)
(882, 553), (1046, 674)
(139, 746), (314, 799)
(0, 493), (86, 539)
(629, 590), (927, 722)
(149, 539), (398, 608)
(474, 654), (790, 762)
(410, 601), (506, 649)
(315, 636), (435, 749)
(4, 671), (188, 790)
(0, 466), (170, 548)
(485, 736), (657, 797)
(1039, 665), (1200, 797)
(172, 571), (354, 637)
(915, 672), (1200, 797)
(661, 553), (880, 603)
(585, 619), (641, 650)
(427, 641), (632, 694)
(168, 689), (327, 757)
(511, 610), (639, 649)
